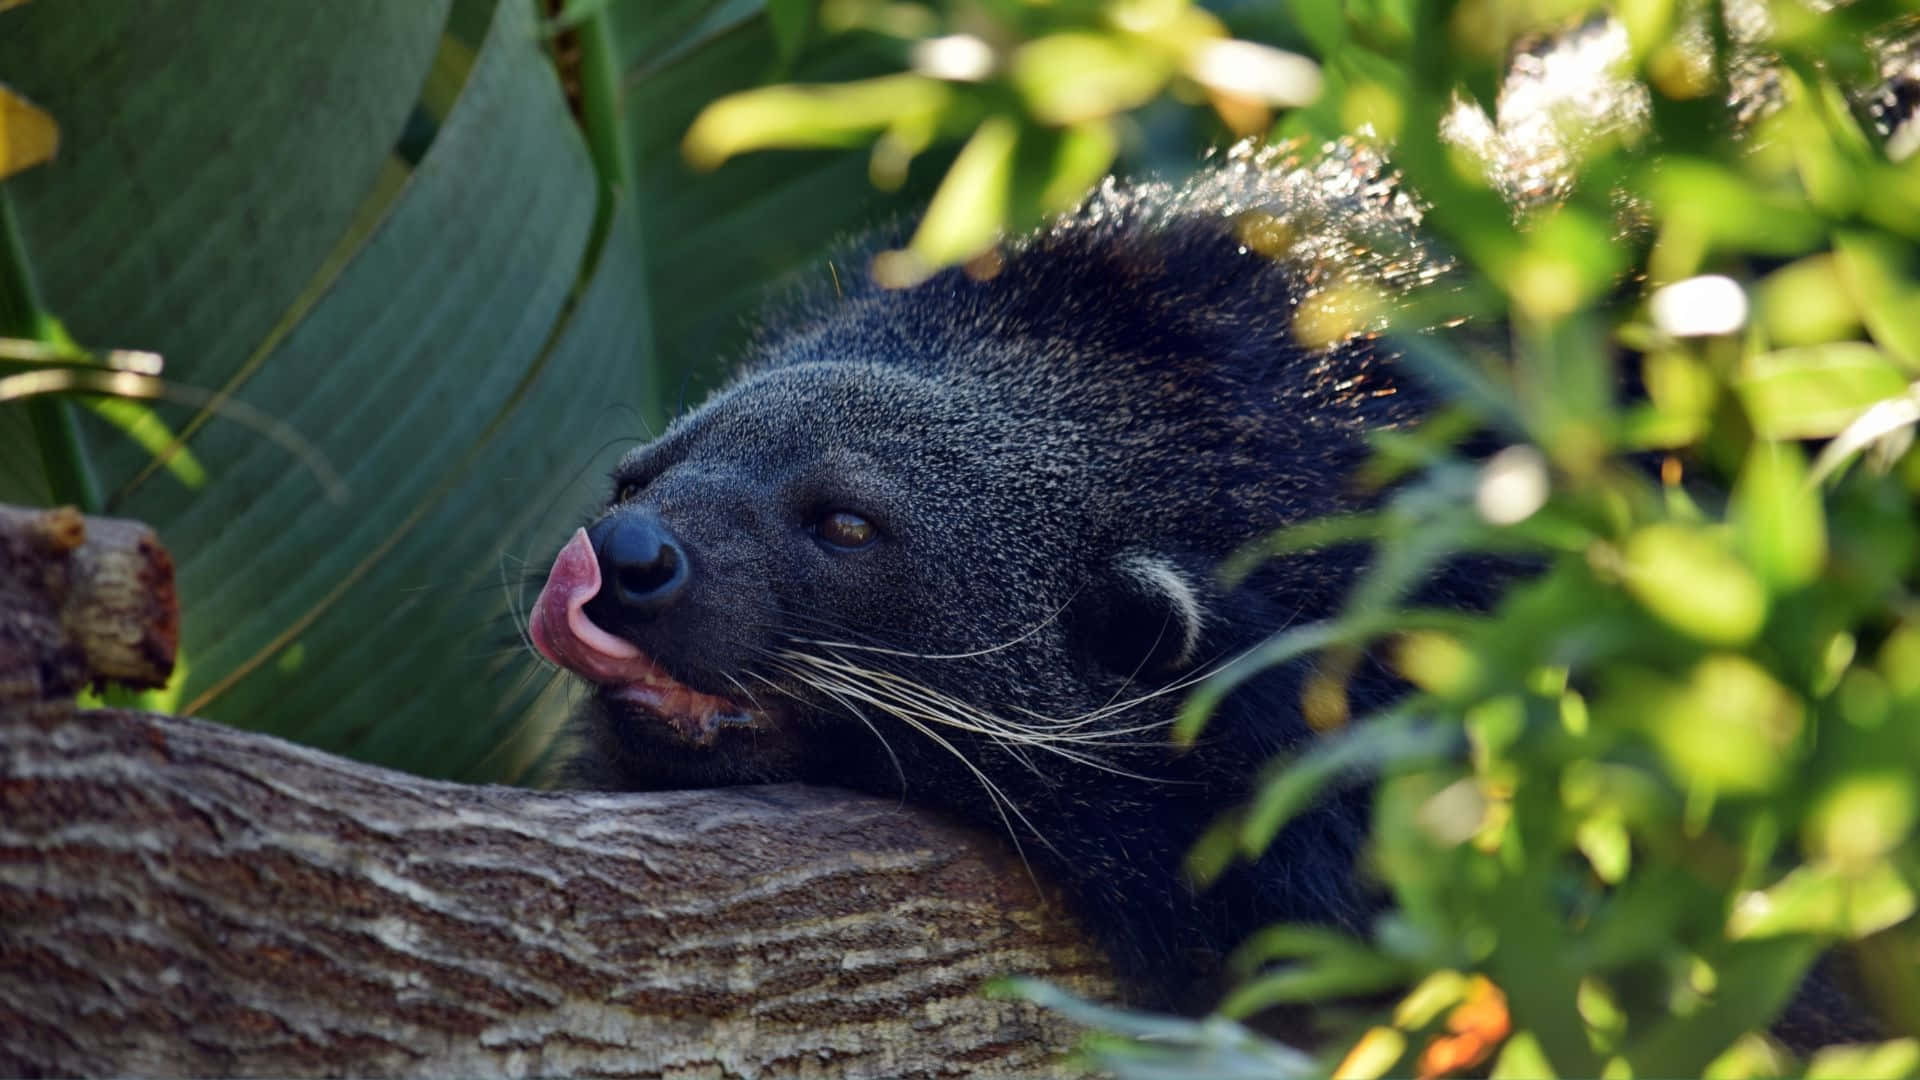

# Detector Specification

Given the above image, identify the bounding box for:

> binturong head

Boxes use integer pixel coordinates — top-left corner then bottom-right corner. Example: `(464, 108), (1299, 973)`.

(529, 142), (1451, 999)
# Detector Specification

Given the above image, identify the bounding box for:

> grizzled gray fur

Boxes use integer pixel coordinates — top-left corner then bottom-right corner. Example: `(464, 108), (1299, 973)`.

(533, 142), (1456, 996)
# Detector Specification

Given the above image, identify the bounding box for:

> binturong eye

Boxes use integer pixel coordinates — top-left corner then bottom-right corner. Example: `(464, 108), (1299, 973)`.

(815, 510), (878, 550)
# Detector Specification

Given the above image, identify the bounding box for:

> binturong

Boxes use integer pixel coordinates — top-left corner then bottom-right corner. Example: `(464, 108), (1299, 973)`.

(529, 140), (1469, 1001)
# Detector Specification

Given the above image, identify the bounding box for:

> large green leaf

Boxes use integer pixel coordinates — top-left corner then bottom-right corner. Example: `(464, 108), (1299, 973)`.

(0, 0), (1146, 782)
(620, 0), (955, 388)
(0, 0), (649, 780)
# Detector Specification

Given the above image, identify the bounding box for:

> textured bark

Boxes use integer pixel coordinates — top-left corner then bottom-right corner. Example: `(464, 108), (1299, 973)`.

(0, 505), (1118, 1077)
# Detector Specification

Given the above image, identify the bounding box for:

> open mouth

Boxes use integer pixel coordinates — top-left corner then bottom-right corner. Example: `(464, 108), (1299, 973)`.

(530, 527), (770, 748)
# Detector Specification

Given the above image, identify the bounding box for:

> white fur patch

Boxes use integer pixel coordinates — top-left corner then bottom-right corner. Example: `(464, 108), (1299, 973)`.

(1116, 553), (1206, 669)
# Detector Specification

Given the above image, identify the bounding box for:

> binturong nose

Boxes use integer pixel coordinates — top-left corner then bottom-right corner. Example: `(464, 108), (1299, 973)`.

(586, 510), (691, 618)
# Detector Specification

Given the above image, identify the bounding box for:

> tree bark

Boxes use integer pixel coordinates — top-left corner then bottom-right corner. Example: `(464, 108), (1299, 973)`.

(0, 503), (1119, 1077)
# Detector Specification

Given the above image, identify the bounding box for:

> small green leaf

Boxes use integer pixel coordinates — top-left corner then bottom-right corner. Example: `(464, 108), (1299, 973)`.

(1238, 711), (1454, 858)
(909, 114), (1017, 267)
(1491, 1031), (1558, 1080)
(1729, 861), (1916, 939)
(1621, 524), (1768, 644)
(1011, 32), (1170, 126)
(0, 83), (58, 179)
(1737, 343), (1910, 440)
(1806, 1040), (1920, 1080)
(682, 74), (951, 170)
(1217, 953), (1405, 1017)
(1393, 969), (1471, 1028)
(1604, 656), (1803, 794)
(1699, 1033), (1792, 1080)
(1730, 441), (1825, 589)
(1334, 1026), (1408, 1080)
(1805, 772), (1916, 867)
(1575, 817), (1631, 883)
(1758, 254), (1862, 347)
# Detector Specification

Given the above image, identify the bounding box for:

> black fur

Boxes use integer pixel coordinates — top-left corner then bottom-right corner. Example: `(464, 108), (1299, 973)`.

(559, 142), (1453, 997)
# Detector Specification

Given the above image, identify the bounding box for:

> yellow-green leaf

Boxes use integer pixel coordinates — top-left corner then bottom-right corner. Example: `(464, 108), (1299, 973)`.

(682, 74), (950, 171)
(1605, 656), (1803, 794)
(908, 115), (1017, 268)
(1806, 1039), (1920, 1080)
(1731, 441), (1825, 589)
(1011, 32), (1169, 126)
(1738, 343), (1909, 439)
(0, 82), (58, 178)
(1622, 523), (1768, 644)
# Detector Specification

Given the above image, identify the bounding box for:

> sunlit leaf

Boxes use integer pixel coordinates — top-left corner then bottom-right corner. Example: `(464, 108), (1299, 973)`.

(1490, 1031), (1558, 1080)
(683, 74), (951, 170)
(1805, 773), (1917, 867)
(1011, 32), (1170, 126)
(1805, 1040), (1920, 1080)
(1737, 343), (1910, 440)
(1729, 861), (1917, 940)
(0, 83), (57, 179)
(1621, 524), (1768, 644)
(1333, 1026), (1408, 1080)
(908, 113), (1016, 268)
(1604, 656), (1802, 794)
(1730, 441), (1825, 590)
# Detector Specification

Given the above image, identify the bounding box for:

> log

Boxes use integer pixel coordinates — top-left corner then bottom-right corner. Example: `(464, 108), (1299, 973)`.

(0, 503), (1120, 1077)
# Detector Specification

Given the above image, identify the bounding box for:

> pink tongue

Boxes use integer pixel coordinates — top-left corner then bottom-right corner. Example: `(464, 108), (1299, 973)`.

(530, 528), (659, 683)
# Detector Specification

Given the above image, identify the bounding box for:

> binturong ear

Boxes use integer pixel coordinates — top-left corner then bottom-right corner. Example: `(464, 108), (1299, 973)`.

(1069, 551), (1209, 678)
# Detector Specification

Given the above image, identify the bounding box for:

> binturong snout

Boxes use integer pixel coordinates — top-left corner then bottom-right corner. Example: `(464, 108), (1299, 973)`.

(585, 511), (691, 621)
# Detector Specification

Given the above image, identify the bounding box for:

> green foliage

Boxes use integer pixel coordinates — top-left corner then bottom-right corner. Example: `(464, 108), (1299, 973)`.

(653, 0), (1920, 1073)
(7, 0), (1918, 1071)
(0, 0), (952, 780)
(0, 0), (644, 775)
(680, 0), (1320, 280)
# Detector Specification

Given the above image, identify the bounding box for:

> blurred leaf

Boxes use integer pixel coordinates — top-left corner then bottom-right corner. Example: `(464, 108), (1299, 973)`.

(1758, 255), (1862, 348)
(1621, 524), (1768, 645)
(1729, 861), (1916, 940)
(765, 0), (808, 64)
(1332, 1026), (1408, 1080)
(1603, 656), (1802, 795)
(1836, 232), (1920, 369)
(1730, 441), (1825, 590)
(1220, 925), (1407, 1016)
(1738, 343), (1910, 440)
(1011, 33), (1171, 126)
(906, 113), (1017, 269)
(1491, 1031), (1559, 1079)
(996, 978), (1319, 1079)
(1805, 1040), (1920, 1080)
(1237, 711), (1458, 859)
(1698, 1033), (1792, 1079)
(683, 73), (952, 169)
(1805, 773), (1917, 868)
(0, 83), (57, 178)
(1807, 386), (1920, 484)
(1575, 816), (1631, 884)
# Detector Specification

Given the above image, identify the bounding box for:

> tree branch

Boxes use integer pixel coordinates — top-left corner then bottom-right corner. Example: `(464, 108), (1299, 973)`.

(0, 503), (1117, 1077)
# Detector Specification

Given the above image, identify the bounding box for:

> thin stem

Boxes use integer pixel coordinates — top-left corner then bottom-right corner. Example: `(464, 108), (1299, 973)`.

(574, 5), (635, 197)
(0, 187), (100, 511)
(571, 3), (665, 435)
